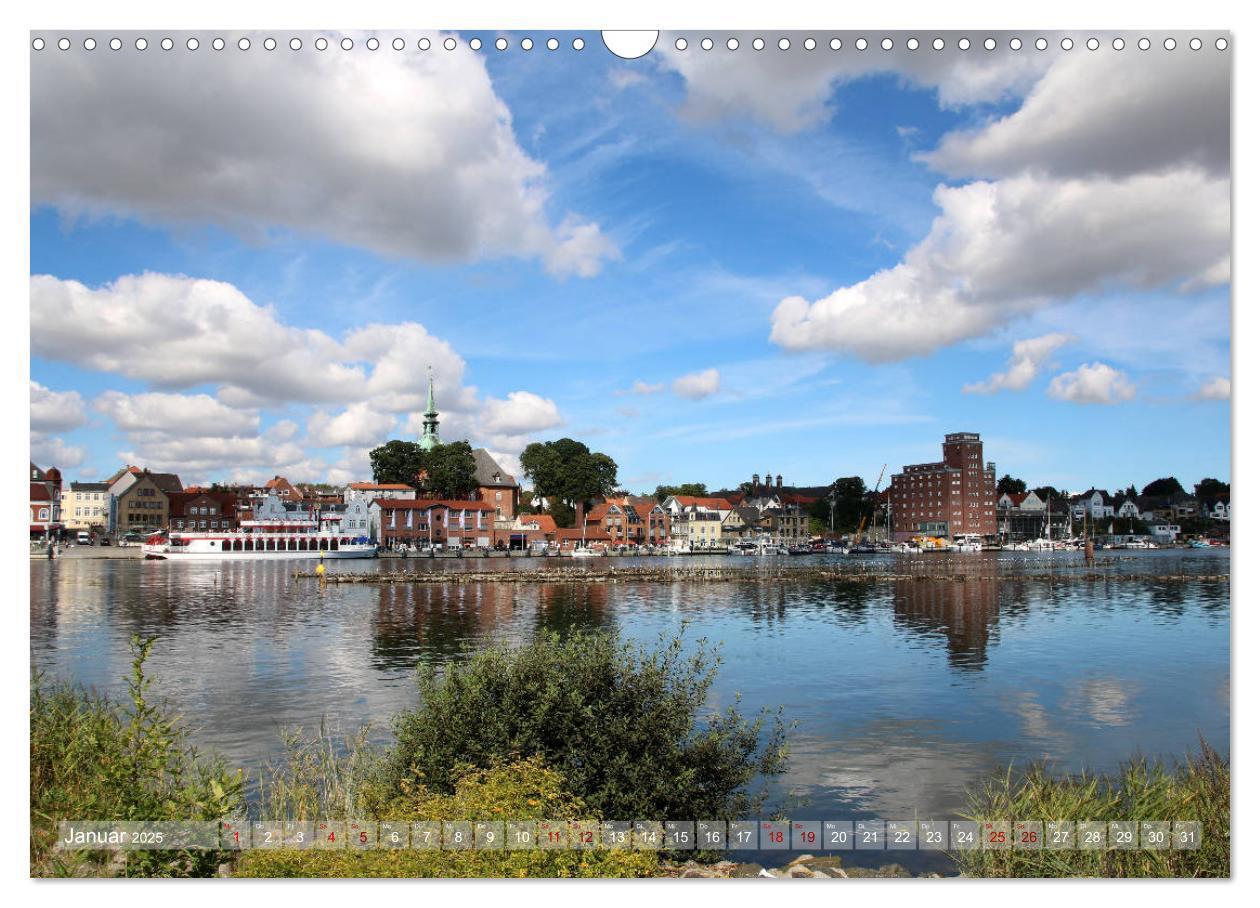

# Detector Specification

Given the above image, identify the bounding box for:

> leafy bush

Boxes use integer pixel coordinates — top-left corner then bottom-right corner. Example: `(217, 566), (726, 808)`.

(955, 742), (1228, 878)
(30, 636), (243, 877)
(236, 758), (656, 878)
(384, 630), (788, 821)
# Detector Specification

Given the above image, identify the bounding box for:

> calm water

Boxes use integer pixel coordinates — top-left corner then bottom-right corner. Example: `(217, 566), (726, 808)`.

(30, 551), (1229, 872)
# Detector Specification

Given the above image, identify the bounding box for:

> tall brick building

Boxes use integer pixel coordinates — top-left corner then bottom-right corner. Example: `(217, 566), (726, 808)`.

(889, 432), (997, 541)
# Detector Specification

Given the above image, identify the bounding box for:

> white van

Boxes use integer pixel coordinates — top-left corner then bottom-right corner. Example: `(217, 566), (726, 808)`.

(76, 531), (92, 545)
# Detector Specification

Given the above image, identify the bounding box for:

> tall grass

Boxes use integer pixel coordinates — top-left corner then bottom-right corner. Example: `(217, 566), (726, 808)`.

(955, 742), (1229, 878)
(30, 636), (243, 877)
(257, 722), (381, 821)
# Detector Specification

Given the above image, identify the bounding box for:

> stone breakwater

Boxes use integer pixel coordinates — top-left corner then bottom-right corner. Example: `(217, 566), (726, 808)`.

(293, 565), (1228, 585)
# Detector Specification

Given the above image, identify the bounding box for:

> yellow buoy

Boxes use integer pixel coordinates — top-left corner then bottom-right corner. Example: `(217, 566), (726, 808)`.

(316, 551), (326, 578)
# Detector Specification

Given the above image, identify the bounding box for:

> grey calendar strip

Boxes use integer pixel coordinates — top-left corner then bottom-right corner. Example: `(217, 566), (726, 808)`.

(56, 819), (1203, 851)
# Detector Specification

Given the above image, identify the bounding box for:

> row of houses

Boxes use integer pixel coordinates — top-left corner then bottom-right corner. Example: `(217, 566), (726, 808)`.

(372, 491), (813, 551)
(994, 487), (1229, 542)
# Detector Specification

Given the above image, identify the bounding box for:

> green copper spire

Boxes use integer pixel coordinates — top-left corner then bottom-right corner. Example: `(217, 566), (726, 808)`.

(420, 366), (441, 451)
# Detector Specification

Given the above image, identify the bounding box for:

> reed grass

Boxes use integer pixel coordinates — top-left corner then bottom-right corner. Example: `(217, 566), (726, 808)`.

(954, 741), (1228, 877)
(30, 636), (243, 877)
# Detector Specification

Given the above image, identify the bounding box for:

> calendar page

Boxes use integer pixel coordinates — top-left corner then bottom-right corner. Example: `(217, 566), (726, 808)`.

(26, 9), (1232, 891)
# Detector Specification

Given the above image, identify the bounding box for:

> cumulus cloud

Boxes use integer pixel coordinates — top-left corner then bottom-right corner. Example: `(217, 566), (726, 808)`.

(1047, 363), (1136, 404)
(754, 43), (1229, 365)
(306, 404), (399, 448)
(1196, 376), (1231, 400)
(963, 333), (1074, 394)
(31, 273), (472, 411)
(770, 170), (1228, 361)
(30, 380), (86, 432)
(32, 272), (567, 482)
(30, 433), (87, 470)
(480, 391), (563, 436)
(94, 390), (259, 437)
(118, 423), (310, 477)
(925, 49), (1229, 180)
(660, 31), (1050, 134)
(672, 368), (721, 399)
(31, 32), (614, 277)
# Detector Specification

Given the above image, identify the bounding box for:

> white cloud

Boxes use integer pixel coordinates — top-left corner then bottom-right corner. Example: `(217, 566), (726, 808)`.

(94, 390), (259, 437)
(660, 31), (1049, 134)
(770, 170), (1228, 361)
(30, 433), (87, 470)
(672, 368), (721, 400)
(306, 404), (399, 448)
(31, 273), (473, 411)
(1196, 376), (1231, 400)
(925, 49), (1229, 180)
(963, 333), (1074, 394)
(31, 32), (615, 277)
(30, 380), (86, 432)
(32, 272), (567, 483)
(118, 424), (311, 478)
(1047, 363), (1136, 405)
(480, 391), (563, 436)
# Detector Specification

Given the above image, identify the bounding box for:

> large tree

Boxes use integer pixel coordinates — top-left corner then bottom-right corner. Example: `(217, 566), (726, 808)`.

(996, 474), (1027, 495)
(369, 439), (478, 499)
(809, 476), (868, 532)
(1194, 477), (1230, 501)
(415, 441), (479, 500)
(1142, 477), (1186, 498)
(369, 440), (426, 486)
(519, 438), (618, 528)
(654, 483), (708, 502)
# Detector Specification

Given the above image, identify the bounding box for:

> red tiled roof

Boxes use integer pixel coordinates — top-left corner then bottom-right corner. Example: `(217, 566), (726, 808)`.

(672, 495), (733, 510)
(1007, 492), (1029, 506)
(519, 514), (557, 532)
(30, 483), (51, 501)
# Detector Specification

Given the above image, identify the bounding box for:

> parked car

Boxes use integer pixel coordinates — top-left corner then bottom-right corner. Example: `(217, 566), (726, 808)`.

(76, 531), (92, 545)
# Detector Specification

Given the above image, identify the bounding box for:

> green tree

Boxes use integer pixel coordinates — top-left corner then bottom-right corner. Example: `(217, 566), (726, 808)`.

(1194, 477), (1230, 501)
(519, 438), (618, 528)
(369, 440), (425, 486)
(809, 476), (867, 532)
(1032, 486), (1066, 503)
(1142, 477), (1186, 498)
(996, 474), (1027, 495)
(653, 483), (708, 502)
(415, 441), (479, 500)
(385, 630), (789, 821)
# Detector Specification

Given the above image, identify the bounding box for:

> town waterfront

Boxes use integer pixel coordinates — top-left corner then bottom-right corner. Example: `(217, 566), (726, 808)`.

(30, 550), (1228, 873)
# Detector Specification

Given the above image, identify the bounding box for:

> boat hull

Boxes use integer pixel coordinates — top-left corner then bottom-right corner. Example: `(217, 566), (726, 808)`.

(142, 545), (377, 561)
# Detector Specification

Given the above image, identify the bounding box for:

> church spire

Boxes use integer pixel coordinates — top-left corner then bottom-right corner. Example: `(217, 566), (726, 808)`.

(420, 366), (441, 450)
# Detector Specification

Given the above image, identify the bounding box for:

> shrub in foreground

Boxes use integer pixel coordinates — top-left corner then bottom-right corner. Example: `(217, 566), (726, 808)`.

(30, 637), (243, 877)
(383, 630), (789, 821)
(236, 758), (657, 878)
(955, 742), (1228, 878)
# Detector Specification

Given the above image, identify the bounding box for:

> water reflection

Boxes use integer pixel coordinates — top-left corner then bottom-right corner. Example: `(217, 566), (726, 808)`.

(30, 550), (1229, 860)
(891, 578), (1000, 670)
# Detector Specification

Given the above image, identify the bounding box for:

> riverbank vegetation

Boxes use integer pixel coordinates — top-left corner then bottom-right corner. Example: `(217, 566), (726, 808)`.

(955, 743), (1229, 878)
(30, 637), (243, 877)
(33, 630), (786, 878)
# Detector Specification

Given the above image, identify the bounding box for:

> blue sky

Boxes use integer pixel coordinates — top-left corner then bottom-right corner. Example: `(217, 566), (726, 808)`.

(29, 30), (1231, 493)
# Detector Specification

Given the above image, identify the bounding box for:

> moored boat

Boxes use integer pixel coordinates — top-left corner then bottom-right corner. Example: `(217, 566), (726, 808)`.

(142, 528), (376, 560)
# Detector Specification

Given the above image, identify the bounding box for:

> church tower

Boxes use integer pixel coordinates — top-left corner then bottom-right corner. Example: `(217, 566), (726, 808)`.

(419, 367), (441, 451)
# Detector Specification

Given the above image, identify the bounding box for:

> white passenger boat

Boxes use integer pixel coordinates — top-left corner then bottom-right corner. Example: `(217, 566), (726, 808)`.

(141, 523), (377, 560)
